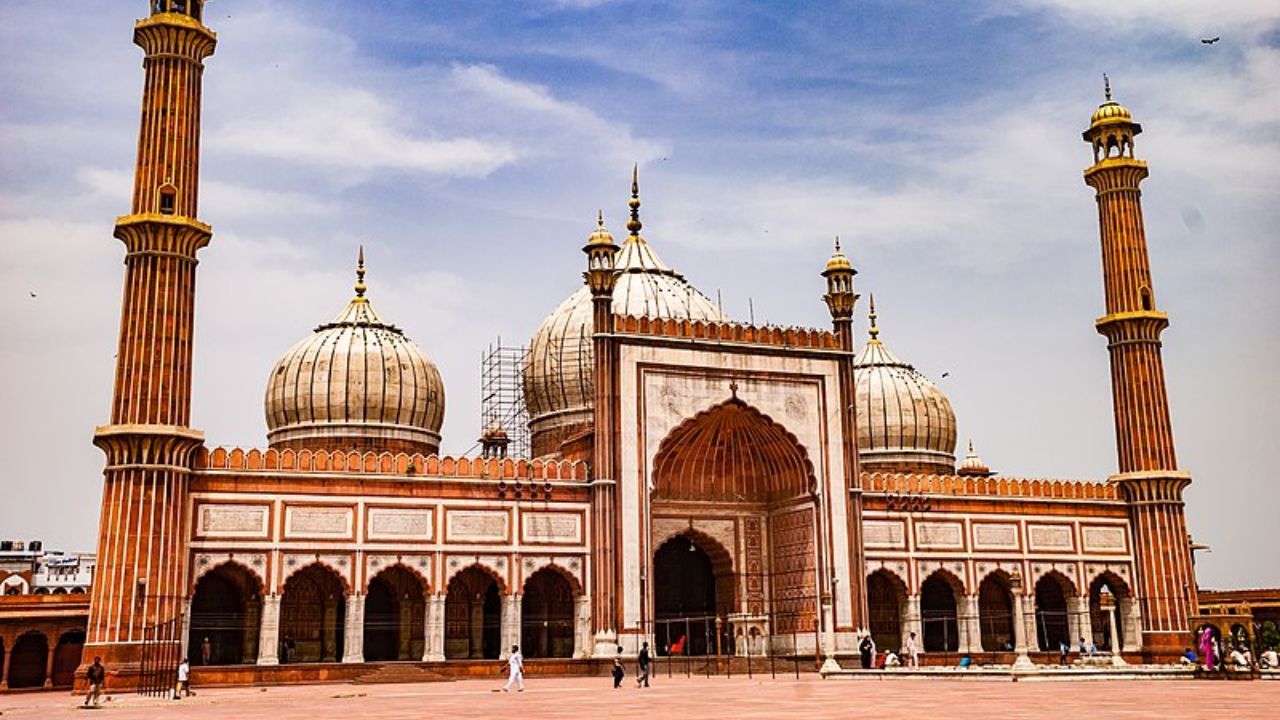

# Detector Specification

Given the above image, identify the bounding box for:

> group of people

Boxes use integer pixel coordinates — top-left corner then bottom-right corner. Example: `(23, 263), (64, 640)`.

(502, 641), (654, 693)
(1184, 627), (1279, 672)
(857, 631), (922, 670)
(1057, 637), (1100, 665)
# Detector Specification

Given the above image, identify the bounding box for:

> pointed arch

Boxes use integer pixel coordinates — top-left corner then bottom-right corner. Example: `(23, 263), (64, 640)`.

(444, 561), (508, 595)
(191, 558), (266, 596)
(653, 398), (815, 502)
(521, 560), (585, 597)
(364, 560), (431, 595)
(867, 568), (908, 652)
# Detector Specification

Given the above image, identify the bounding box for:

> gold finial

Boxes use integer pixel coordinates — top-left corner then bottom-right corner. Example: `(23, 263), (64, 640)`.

(597, 209), (605, 229)
(626, 164), (642, 236)
(1103, 73), (1111, 101)
(355, 245), (367, 299)
(868, 293), (879, 340)
(834, 236), (841, 253)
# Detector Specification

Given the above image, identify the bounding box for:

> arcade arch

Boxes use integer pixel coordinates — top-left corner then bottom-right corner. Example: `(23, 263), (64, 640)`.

(866, 569), (907, 652)
(363, 565), (427, 662)
(978, 572), (1015, 652)
(280, 563), (347, 663)
(1034, 572), (1074, 652)
(445, 566), (502, 660)
(188, 562), (263, 665)
(520, 567), (577, 659)
(920, 571), (962, 652)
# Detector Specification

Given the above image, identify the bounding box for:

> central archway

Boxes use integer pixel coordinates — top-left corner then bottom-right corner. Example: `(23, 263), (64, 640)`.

(921, 572), (960, 652)
(364, 566), (426, 662)
(8, 632), (48, 689)
(650, 397), (819, 650)
(1035, 572), (1073, 652)
(867, 569), (907, 652)
(978, 573), (1015, 652)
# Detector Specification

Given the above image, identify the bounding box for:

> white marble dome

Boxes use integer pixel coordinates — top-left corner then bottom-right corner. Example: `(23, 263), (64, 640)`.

(523, 215), (724, 456)
(265, 256), (444, 454)
(854, 302), (957, 474)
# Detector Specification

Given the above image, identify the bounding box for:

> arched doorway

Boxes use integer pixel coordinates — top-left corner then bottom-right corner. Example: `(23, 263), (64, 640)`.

(650, 398), (818, 651)
(521, 567), (576, 658)
(1035, 573), (1072, 652)
(188, 563), (262, 665)
(867, 570), (906, 652)
(921, 572), (960, 652)
(445, 567), (501, 660)
(280, 564), (346, 663)
(653, 534), (730, 656)
(52, 630), (85, 687)
(978, 574), (1015, 652)
(364, 566), (427, 662)
(8, 632), (48, 689)
(1089, 573), (1128, 652)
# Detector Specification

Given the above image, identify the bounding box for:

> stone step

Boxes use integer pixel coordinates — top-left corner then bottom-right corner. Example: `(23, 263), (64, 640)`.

(352, 663), (452, 685)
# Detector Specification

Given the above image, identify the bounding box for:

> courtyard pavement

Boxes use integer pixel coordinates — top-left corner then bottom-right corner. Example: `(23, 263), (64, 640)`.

(1, 675), (1276, 719)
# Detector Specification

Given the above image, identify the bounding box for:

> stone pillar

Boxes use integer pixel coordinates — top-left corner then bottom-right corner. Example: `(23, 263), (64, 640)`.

(342, 594), (365, 664)
(574, 594), (591, 658)
(1069, 597), (1092, 649)
(1024, 605), (1040, 652)
(43, 639), (55, 689)
(959, 595), (981, 653)
(1011, 590), (1034, 670)
(423, 594), (445, 661)
(1106, 604), (1126, 666)
(257, 595), (281, 666)
(500, 593), (521, 659)
(903, 595), (923, 651)
(180, 598), (193, 659)
(469, 600), (484, 659)
(1, 635), (11, 689)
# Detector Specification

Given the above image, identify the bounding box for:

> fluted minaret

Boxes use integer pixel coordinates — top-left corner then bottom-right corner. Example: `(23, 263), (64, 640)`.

(585, 191), (622, 654)
(821, 239), (867, 631)
(86, 0), (216, 687)
(1083, 77), (1196, 655)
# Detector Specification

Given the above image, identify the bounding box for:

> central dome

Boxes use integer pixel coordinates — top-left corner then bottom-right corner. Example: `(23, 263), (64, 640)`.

(524, 211), (725, 457)
(265, 251), (445, 455)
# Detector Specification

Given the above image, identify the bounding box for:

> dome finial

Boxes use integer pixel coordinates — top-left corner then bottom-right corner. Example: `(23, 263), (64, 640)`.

(597, 208), (605, 229)
(626, 164), (643, 237)
(1103, 73), (1112, 101)
(868, 293), (880, 340)
(834, 236), (841, 253)
(354, 245), (367, 299)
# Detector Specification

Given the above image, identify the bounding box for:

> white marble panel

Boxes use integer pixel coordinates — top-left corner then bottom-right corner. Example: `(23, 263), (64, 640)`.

(197, 504), (269, 538)
(915, 521), (964, 549)
(972, 523), (1019, 550)
(284, 506), (353, 539)
(522, 512), (582, 544)
(446, 510), (510, 543)
(1028, 524), (1074, 551)
(367, 507), (433, 541)
(863, 520), (906, 549)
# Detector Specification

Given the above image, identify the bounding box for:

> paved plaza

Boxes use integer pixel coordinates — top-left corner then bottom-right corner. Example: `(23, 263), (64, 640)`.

(2, 676), (1277, 719)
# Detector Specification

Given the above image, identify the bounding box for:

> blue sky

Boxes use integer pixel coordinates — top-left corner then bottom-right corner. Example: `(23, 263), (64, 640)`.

(1, 1), (1277, 589)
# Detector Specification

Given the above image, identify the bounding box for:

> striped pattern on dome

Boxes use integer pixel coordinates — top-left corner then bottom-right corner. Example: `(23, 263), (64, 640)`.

(265, 293), (444, 454)
(1090, 100), (1133, 128)
(854, 334), (957, 474)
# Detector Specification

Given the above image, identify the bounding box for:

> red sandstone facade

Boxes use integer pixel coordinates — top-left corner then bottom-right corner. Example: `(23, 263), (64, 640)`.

(73, 4), (1211, 692)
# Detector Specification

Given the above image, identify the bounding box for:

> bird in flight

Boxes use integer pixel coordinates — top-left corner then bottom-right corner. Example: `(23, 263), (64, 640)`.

(29, 291), (37, 298)
(1201, 36), (1221, 44)
(941, 372), (950, 378)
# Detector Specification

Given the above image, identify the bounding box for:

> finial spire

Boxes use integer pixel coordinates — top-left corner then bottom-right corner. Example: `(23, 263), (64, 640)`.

(597, 209), (605, 228)
(626, 164), (643, 237)
(868, 293), (879, 340)
(834, 235), (842, 253)
(1103, 73), (1112, 101)
(355, 245), (367, 299)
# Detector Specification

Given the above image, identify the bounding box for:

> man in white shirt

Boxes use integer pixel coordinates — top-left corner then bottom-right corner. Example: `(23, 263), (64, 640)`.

(174, 658), (191, 699)
(503, 645), (525, 692)
(906, 631), (921, 669)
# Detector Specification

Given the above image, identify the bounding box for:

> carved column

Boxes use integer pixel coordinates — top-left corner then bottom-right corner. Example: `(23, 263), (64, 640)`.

(959, 595), (981, 654)
(179, 598), (193, 659)
(1, 635), (11, 689)
(1069, 596), (1092, 649)
(574, 594), (591, 658)
(43, 641), (55, 689)
(500, 593), (521, 659)
(423, 594), (445, 661)
(904, 595), (923, 651)
(342, 594), (364, 663)
(257, 595), (280, 666)
(469, 601), (484, 659)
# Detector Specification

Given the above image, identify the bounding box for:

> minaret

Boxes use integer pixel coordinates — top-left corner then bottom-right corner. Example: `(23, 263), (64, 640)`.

(1083, 77), (1196, 654)
(821, 239), (868, 635)
(585, 197), (621, 654)
(86, 1), (216, 686)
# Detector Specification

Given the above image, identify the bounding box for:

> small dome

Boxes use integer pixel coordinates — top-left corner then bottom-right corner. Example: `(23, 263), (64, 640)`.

(265, 251), (444, 454)
(1090, 99), (1132, 128)
(854, 300), (956, 474)
(524, 212), (725, 457)
(957, 440), (993, 477)
(825, 238), (853, 273)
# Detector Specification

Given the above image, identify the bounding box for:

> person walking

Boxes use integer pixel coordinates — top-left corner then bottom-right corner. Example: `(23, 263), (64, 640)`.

(636, 642), (651, 688)
(201, 637), (212, 665)
(83, 657), (106, 708)
(174, 658), (191, 699)
(905, 631), (921, 669)
(612, 658), (625, 688)
(503, 645), (525, 692)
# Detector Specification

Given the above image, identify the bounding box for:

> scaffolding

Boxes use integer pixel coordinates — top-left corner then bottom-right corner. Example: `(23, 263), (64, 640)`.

(480, 338), (532, 459)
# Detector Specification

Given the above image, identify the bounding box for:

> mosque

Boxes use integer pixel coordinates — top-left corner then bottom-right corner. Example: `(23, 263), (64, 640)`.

(79, 1), (1201, 688)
